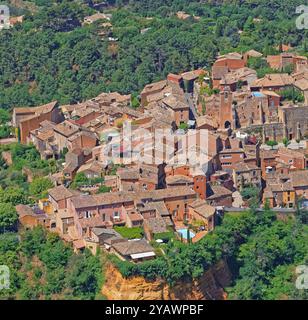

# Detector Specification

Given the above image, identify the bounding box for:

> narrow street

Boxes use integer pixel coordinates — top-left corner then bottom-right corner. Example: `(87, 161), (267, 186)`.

(185, 92), (198, 120)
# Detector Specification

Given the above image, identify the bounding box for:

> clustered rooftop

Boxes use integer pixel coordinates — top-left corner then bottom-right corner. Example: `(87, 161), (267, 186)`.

(11, 46), (308, 261)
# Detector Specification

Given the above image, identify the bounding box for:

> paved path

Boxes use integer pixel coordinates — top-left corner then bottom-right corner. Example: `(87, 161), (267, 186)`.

(185, 93), (198, 120)
(0, 137), (16, 145)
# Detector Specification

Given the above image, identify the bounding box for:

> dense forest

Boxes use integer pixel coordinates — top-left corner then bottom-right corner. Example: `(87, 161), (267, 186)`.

(0, 228), (104, 299)
(0, 0), (308, 109)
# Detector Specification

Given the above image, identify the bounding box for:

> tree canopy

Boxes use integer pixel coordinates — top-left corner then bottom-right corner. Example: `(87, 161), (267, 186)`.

(0, 227), (104, 300)
(29, 177), (54, 199)
(0, 202), (18, 233)
(1, 0), (307, 110)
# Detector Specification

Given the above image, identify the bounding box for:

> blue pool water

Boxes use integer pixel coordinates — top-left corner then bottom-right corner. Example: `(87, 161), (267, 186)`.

(251, 92), (265, 98)
(177, 228), (195, 239)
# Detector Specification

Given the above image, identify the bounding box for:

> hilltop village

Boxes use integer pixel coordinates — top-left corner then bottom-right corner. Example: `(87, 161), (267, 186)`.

(4, 45), (308, 263)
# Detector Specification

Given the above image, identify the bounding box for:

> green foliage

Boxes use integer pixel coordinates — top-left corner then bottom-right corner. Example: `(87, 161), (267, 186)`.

(29, 177), (53, 199)
(227, 220), (308, 300)
(283, 137), (290, 147)
(178, 122), (188, 130)
(200, 86), (219, 96)
(0, 125), (11, 139)
(266, 140), (278, 148)
(282, 63), (294, 75)
(0, 186), (29, 206)
(96, 185), (112, 194)
(60, 147), (69, 159)
(0, 232), (21, 299)
(0, 202), (18, 233)
(70, 172), (88, 189)
(21, 225), (47, 257)
(71, 172), (104, 189)
(0, 168), (28, 190)
(10, 143), (40, 163)
(38, 232), (73, 270)
(236, 80), (244, 90)
(114, 226), (144, 239)
(0, 227), (103, 299)
(131, 94), (140, 109)
(248, 57), (267, 70)
(2, 1), (306, 109)
(247, 57), (279, 78)
(65, 250), (103, 300)
(108, 254), (138, 278)
(280, 87), (305, 103)
(2, 143), (51, 176)
(241, 185), (260, 206)
(0, 153), (6, 169)
(153, 231), (174, 242)
(0, 109), (10, 124)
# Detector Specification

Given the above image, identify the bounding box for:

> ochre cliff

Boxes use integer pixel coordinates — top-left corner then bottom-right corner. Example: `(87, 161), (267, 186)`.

(102, 260), (232, 300)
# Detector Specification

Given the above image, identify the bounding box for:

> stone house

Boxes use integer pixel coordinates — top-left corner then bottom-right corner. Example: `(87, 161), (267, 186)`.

(206, 184), (233, 207)
(13, 101), (63, 143)
(188, 199), (216, 232)
(111, 239), (156, 262)
(48, 185), (80, 212)
(232, 162), (262, 190)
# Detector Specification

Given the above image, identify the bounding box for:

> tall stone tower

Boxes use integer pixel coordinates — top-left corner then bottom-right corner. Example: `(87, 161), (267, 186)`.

(219, 89), (233, 129)
(193, 175), (207, 200)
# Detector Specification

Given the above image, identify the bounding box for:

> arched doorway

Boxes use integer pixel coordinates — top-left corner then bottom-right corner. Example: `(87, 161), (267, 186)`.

(224, 121), (231, 129)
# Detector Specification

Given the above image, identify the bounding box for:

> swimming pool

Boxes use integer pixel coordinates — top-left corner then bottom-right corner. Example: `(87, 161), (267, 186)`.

(177, 228), (195, 239)
(251, 92), (265, 98)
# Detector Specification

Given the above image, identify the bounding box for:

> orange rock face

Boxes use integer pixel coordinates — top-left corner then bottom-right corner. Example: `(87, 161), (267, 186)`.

(102, 260), (232, 300)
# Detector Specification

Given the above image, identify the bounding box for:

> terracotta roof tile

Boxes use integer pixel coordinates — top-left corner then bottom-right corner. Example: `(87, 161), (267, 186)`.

(48, 185), (79, 201)
(189, 199), (215, 218)
(112, 239), (154, 255)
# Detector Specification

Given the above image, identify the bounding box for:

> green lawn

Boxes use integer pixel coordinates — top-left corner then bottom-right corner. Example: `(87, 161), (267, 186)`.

(114, 226), (144, 239)
(224, 211), (247, 217)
